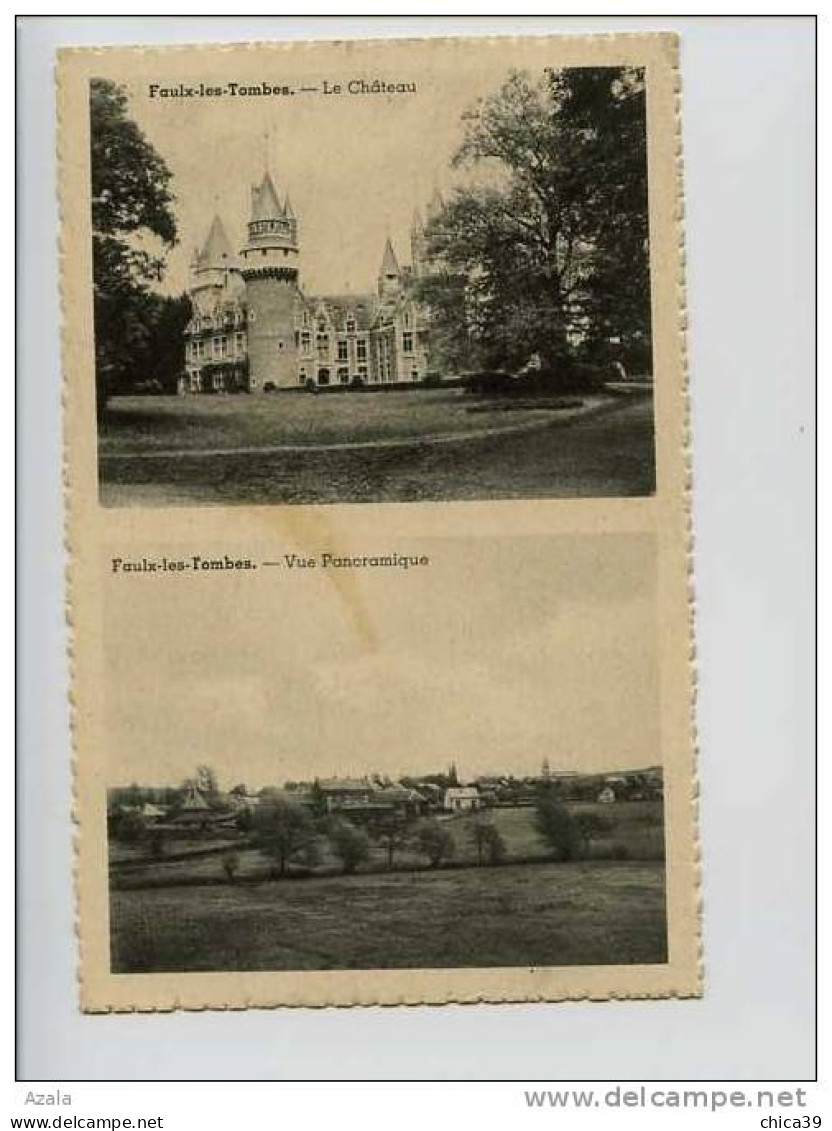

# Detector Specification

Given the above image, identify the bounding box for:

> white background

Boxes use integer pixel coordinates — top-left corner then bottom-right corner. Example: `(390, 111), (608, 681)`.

(16, 15), (816, 1081)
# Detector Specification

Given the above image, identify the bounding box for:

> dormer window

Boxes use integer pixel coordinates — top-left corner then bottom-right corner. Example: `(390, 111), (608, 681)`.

(346, 317), (357, 334)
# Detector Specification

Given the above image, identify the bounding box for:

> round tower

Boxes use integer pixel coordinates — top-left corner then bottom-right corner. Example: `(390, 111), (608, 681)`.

(239, 170), (299, 390)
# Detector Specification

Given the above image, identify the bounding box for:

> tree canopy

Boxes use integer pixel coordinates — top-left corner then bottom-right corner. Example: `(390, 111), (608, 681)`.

(419, 67), (651, 376)
(90, 80), (182, 408)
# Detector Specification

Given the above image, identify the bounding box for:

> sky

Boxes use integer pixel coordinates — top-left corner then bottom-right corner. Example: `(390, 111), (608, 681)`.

(104, 532), (660, 789)
(120, 53), (517, 297)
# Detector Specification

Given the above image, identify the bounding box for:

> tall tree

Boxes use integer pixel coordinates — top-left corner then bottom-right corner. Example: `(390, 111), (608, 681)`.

(419, 67), (651, 376)
(90, 79), (178, 411)
(254, 793), (320, 878)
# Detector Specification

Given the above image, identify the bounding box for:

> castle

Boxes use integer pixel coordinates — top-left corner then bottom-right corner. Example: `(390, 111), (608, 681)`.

(181, 168), (440, 395)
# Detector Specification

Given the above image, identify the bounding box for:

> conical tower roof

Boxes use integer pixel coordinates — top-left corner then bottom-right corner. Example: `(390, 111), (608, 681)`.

(251, 170), (283, 222)
(199, 214), (232, 266)
(379, 237), (400, 276)
(283, 194), (295, 220)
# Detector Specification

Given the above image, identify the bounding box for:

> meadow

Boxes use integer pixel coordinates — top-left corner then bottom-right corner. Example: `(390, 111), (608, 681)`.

(110, 859), (668, 973)
(109, 801), (667, 973)
(97, 388), (605, 455)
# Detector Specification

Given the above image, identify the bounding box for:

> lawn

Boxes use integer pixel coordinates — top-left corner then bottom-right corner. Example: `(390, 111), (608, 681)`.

(98, 389), (602, 455)
(99, 391), (656, 506)
(110, 860), (668, 973)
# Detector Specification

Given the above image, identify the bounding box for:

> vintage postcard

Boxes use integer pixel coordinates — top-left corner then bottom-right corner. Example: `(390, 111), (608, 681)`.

(59, 32), (699, 1011)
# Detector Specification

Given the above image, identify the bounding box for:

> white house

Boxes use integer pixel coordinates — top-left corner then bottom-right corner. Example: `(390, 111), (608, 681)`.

(443, 786), (481, 813)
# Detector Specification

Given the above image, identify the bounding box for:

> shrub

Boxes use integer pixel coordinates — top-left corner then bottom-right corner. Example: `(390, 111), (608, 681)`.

(461, 370), (514, 396)
(328, 818), (371, 875)
(534, 791), (583, 861)
(415, 818), (456, 868)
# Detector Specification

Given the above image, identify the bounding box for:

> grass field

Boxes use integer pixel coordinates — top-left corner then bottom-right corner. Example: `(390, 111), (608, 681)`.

(98, 389), (601, 455)
(110, 860), (668, 973)
(99, 391), (655, 506)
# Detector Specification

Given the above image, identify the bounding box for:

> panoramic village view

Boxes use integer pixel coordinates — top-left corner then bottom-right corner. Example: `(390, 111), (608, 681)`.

(92, 65), (656, 507)
(109, 762), (667, 973)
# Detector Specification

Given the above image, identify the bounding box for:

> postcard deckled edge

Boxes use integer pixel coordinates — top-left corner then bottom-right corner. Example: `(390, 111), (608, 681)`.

(56, 30), (702, 1011)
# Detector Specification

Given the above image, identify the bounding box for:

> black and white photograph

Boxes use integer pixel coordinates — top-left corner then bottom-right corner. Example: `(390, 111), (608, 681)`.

(104, 533), (668, 976)
(60, 33), (697, 1012)
(92, 61), (656, 508)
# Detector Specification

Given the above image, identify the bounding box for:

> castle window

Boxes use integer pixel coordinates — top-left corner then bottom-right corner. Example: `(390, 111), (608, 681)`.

(337, 367), (349, 384)
(356, 340), (367, 361)
(299, 368), (307, 384)
(402, 331), (414, 354)
(346, 317), (356, 334)
(235, 333), (245, 354)
(300, 331), (311, 351)
(358, 365), (368, 380)
(411, 368), (420, 382)
(337, 340), (348, 362)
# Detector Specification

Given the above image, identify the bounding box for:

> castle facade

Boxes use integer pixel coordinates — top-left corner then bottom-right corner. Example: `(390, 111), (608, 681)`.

(181, 170), (440, 395)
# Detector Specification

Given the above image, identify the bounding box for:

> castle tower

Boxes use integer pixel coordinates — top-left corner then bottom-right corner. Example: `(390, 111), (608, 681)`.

(239, 169), (299, 390)
(377, 237), (401, 302)
(190, 214), (233, 314)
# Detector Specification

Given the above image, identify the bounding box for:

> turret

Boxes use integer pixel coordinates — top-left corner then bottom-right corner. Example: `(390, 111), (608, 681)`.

(377, 237), (401, 301)
(190, 214), (233, 312)
(239, 169), (300, 390)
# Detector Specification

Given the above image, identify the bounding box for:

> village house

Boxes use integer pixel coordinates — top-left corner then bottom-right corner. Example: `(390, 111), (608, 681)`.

(443, 786), (482, 813)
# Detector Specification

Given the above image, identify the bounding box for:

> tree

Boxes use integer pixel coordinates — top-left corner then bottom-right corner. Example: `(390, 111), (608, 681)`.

(415, 819), (456, 869)
(534, 790), (582, 861)
(469, 818), (507, 866)
(90, 79), (178, 411)
(418, 67), (650, 376)
(574, 811), (612, 856)
(327, 819), (371, 875)
(114, 809), (147, 844)
(371, 813), (412, 870)
(253, 793), (319, 878)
